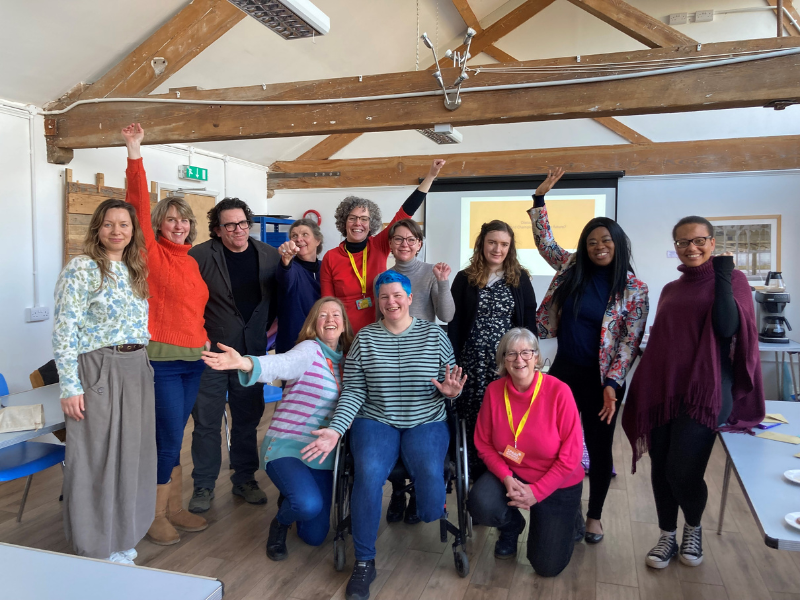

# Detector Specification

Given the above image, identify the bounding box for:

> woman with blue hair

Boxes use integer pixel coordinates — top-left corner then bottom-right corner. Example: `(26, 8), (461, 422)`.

(302, 269), (466, 600)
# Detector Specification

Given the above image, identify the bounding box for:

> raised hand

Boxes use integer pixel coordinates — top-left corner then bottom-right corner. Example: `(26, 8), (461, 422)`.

(61, 394), (85, 421)
(301, 428), (341, 464)
(429, 158), (446, 178)
(201, 342), (253, 372)
(534, 167), (565, 197)
(598, 386), (617, 424)
(432, 262), (451, 282)
(121, 123), (144, 160)
(278, 240), (300, 266)
(431, 364), (467, 398)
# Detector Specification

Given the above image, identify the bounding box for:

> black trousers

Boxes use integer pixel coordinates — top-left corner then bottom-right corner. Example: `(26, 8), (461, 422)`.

(190, 366), (265, 489)
(549, 358), (624, 521)
(649, 413), (717, 531)
(467, 472), (583, 577)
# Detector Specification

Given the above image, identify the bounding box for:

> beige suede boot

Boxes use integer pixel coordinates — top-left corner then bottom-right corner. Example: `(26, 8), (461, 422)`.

(146, 483), (180, 545)
(168, 465), (208, 532)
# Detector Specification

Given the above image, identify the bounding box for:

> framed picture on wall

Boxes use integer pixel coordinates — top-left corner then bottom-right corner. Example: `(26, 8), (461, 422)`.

(708, 215), (781, 284)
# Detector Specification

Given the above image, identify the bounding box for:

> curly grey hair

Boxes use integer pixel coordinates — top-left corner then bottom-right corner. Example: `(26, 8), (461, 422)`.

(334, 196), (383, 238)
(495, 328), (543, 377)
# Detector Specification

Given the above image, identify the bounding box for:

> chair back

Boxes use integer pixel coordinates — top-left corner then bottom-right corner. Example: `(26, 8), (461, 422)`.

(0, 373), (8, 396)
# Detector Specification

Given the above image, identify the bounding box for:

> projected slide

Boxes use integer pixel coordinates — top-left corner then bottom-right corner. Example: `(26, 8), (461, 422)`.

(460, 195), (606, 277)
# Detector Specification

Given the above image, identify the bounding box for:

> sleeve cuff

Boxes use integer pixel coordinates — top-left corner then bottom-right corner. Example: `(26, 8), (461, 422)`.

(533, 194), (545, 208)
(603, 378), (620, 390)
(238, 356), (262, 387)
(402, 189), (426, 216)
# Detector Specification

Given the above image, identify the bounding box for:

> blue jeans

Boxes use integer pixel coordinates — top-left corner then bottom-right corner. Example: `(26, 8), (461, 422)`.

(152, 360), (206, 484)
(266, 457), (333, 546)
(350, 418), (449, 560)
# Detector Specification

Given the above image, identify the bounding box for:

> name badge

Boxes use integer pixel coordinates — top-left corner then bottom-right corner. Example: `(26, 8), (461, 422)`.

(355, 297), (373, 310)
(502, 445), (525, 464)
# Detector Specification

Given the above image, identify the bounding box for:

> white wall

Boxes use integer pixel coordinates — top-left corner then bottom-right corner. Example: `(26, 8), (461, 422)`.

(0, 107), (267, 394)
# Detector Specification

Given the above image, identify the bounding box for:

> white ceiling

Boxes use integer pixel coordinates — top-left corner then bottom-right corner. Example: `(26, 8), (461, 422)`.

(1, 0), (799, 166)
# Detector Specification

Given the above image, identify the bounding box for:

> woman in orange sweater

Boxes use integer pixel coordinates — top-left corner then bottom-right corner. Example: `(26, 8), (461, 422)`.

(122, 123), (210, 546)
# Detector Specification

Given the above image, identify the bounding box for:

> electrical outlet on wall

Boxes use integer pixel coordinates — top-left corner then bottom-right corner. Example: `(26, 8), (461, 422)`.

(26, 306), (50, 322)
(669, 12), (688, 25)
(695, 10), (714, 22)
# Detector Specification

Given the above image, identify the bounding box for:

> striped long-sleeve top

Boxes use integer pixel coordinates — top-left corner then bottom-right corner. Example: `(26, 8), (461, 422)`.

(241, 339), (342, 470)
(328, 318), (458, 435)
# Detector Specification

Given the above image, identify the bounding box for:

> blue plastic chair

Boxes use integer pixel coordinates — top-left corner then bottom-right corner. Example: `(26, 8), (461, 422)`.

(0, 374), (66, 522)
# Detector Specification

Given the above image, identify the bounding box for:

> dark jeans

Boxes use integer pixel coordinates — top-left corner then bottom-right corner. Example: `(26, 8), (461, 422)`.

(549, 357), (624, 521)
(266, 457), (332, 546)
(468, 471), (583, 577)
(350, 418), (449, 560)
(152, 360), (206, 484)
(650, 413), (717, 531)
(190, 366), (265, 489)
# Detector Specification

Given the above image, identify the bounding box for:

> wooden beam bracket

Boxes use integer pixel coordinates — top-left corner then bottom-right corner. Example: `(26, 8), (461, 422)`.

(268, 171), (341, 179)
(44, 118), (57, 136)
(765, 99), (800, 109)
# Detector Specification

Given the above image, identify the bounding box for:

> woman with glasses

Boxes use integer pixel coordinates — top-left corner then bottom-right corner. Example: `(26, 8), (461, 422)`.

(467, 328), (584, 576)
(448, 220), (537, 480)
(376, 218), (455, 524)
(320, 159), (446, 334)
(529, 168), (649, 545)
(623, 216), (763, 570)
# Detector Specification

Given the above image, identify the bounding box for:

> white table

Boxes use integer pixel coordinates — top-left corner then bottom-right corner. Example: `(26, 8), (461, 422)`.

(717, 400), (800, 551)
(0, 384), (65, 450)
(0, 542), (223, 599)
(759, 340), (800, 400)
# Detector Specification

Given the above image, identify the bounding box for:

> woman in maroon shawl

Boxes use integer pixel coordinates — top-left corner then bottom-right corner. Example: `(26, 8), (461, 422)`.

(622, 215), (764, 571)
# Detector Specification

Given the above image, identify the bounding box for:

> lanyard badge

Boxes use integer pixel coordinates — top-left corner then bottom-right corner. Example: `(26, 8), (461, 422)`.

(347, 246), (372, 310)
(501, 372), (543, 464)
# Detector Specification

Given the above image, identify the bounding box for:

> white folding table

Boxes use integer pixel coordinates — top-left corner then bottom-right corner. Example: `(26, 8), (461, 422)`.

(0, 384), (65, 450)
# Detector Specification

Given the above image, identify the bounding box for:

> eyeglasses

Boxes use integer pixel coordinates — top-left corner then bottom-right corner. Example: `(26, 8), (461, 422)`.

(222, 220), (251, 232)
(391, 236), (419, 246)
(347, 215), (371, 224)
(674, 236), (712, 249)
(504, 349), (537, 361)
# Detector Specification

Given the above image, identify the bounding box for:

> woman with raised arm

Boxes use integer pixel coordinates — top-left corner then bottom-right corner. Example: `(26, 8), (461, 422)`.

(53, 196), (154, 564)
(202, 297), (353, 561)
(447, 220), (537, 480)
(321, 159), (446, 334)
(623, 216), (763, 570)
(528, 168), (648, 545)
(122, 123), (210, 546)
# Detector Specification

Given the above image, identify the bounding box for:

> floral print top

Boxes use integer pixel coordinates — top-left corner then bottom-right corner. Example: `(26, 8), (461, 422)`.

(52, 256), (150, 398)
(528, 205), (649, 387)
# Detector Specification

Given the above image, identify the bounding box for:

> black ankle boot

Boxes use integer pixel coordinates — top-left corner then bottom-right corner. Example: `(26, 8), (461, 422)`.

(386, 491), (406, 523)
(266, 516), (289, 561)
(494, 510), (525, 559)
(404, 489), (421, 525)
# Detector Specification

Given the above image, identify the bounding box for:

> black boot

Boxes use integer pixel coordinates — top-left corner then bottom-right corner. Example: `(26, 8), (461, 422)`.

(386, 486), (406, 523)
(494, 510), (525, 559)
(404, 489), (421, 525)
(345, 559), (377, 600)
(266, 516), (289, 561)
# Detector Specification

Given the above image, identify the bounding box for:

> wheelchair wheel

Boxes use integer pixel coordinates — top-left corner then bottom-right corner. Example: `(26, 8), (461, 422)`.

(333, 539), (347, 572)
(453, 548), (469, 578)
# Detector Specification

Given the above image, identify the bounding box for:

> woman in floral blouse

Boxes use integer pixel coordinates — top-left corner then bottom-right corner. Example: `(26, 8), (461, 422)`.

(53, 197), (156, 564)
(528, 168), (649, 545)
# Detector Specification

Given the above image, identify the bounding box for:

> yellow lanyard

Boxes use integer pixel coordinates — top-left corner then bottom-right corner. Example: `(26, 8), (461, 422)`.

(346, 246), (368, 295)
(504, 372), (543, 448)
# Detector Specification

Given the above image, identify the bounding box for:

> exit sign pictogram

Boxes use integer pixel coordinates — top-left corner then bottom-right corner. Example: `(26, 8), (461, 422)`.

(179, 165), (208, 181)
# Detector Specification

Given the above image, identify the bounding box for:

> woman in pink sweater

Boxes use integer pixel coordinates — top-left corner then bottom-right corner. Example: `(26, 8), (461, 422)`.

(467, 327), (585, 577)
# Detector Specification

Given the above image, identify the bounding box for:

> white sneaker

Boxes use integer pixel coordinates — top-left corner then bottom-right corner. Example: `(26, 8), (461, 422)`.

(108, 551), (135, 565)
(679, 524), (703, 567)
(121, 548), (138, 561)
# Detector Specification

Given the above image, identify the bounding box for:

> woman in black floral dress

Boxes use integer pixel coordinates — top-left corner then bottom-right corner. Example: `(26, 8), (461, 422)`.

(448, 221), (538, 479)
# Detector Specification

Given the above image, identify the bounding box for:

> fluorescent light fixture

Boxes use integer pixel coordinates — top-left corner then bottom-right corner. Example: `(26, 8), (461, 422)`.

(417, 124), (463, 145)
(226, 0), (330, 39)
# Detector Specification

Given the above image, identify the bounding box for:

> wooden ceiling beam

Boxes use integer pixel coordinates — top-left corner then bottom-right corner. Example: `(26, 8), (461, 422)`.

(268, 135), (800, 191)
(767, 0), (800, 36)
(295, 133), (364, 161)
(566, 0), (695, 48)
(45, 37), (800, 159)
(593, 117), (652, 144)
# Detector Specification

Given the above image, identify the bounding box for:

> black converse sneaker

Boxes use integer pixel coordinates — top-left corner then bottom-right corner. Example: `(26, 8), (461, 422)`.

(645, 530), (678, 569)
(345, 559), (377, 600)
(679, 524), (703, 567)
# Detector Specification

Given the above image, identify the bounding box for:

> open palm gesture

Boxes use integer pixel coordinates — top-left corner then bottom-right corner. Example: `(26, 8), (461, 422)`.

(535, 167), (564, 196)
(432, 364), (467, 398)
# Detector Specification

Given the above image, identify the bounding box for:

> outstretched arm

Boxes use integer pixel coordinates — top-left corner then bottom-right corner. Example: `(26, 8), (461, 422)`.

(122, 123), (155, 246)
(527, 168), (571, 269)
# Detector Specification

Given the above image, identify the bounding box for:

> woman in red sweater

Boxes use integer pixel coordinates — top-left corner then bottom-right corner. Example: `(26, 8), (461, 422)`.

(320, 159), (445, 334)
(122, 124), (210, 546)
(467, 327), (585, 577)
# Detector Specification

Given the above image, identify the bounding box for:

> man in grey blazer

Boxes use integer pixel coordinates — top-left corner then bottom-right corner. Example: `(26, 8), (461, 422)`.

(187, 198), (279, 512)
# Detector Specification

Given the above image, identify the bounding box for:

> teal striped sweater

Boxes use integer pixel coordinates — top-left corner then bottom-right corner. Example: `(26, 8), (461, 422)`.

(328, 318), (458, 435)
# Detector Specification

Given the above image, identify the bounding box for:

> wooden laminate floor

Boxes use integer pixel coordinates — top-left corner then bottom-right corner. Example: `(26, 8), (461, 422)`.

(1, 404), (799, 600)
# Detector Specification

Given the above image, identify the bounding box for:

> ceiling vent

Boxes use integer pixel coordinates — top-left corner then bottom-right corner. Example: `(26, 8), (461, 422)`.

(226, 0), (330, 39)
(417, 124), (463, 145)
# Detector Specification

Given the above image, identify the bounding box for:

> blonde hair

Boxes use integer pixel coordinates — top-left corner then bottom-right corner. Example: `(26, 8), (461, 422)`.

(464, 220), (527, 289)
(151, 196), (198, 245)
(296, 297), (354, 354)
(495, 328), (543, 376)
(83, 199), (149, 299)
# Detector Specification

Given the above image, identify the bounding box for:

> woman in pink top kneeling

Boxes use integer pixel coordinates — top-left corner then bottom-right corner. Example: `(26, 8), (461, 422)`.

(467, 327), (585, 577)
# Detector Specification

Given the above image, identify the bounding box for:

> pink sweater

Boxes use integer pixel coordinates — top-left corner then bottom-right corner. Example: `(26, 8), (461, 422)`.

(474, 373), (584, 502)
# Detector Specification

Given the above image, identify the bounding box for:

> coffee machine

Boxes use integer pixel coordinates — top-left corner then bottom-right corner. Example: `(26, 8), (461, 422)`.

(755, 272), (792, 344)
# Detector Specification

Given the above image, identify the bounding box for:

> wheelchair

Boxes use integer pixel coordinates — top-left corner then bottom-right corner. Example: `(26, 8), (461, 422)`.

(330, 398), (472, 577)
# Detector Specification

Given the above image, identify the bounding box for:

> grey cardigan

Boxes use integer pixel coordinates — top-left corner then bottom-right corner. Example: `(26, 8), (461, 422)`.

(189, 237), (280, 356)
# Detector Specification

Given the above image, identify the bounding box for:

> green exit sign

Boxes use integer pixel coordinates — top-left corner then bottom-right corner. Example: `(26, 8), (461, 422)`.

(179, 165), (208, 181)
